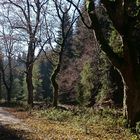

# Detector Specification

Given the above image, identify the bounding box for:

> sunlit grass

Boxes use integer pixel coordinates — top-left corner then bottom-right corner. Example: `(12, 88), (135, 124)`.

(15, 107), (139, 140)
(7, 104), (140, 140)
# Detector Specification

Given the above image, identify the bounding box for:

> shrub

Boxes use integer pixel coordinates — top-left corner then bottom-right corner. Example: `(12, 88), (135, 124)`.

(38, 108), (73, 121)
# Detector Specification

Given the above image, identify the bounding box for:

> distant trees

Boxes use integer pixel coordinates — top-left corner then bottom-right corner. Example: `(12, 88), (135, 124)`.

(0, 0), (78, 106)
(3, 0), (49, 107)
(0, 15), (20, 102)
(40, 58), (53, 100)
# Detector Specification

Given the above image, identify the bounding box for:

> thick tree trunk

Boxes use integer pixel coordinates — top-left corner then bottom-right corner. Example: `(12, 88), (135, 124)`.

(121, 64), (140, 127)
(120, 33), (140, 126)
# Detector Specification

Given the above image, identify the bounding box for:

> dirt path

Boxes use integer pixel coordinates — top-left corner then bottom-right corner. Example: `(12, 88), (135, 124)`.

(0, 107), (39, 140)
(0, 107), (30, 130)
(0, 107), (21, 125)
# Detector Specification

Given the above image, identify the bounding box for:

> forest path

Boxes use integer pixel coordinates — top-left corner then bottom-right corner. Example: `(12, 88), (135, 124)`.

(0, 107), (40, 140)
(0, 107), (21, 125)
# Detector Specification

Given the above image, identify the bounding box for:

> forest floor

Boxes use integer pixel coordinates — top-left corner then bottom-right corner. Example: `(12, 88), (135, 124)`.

(0, 105), (140, 140)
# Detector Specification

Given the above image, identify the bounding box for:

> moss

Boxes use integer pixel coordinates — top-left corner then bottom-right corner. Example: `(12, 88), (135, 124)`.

(109, 29), (124, 57)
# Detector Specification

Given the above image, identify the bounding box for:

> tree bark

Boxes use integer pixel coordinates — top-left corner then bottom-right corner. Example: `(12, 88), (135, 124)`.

(26, 64), (34, 107)
(121, 65), (140, 127)
(0, 55), (13, 103)
(7, 55), (13, 103)
(0, 72), (2, 101)
(7, 89), (11, 103)
(26, 42), (34, 108)
(51, 64), (60, 107)
(120, 41), (140, 126)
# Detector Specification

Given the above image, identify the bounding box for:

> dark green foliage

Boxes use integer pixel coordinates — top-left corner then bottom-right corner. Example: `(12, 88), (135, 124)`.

(13, 78), (25, 101)
(40, 59), (53, 100)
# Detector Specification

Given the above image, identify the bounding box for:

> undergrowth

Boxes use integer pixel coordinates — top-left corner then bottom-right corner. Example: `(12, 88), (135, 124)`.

(33, 107), (126, 127)
(10, 105), (140, 139)
(36, 108), (73, 121)
(29, 107), (140, 139)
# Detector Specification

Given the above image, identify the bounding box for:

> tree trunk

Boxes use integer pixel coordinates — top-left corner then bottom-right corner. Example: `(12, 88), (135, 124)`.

(119, 32), (140, 126)
(26, 42), (34, 108)
(7, 55), (13, 103)
(121, 64), (140, 127)
(26, 64), (34, 108)
(51, 41), (64, 107)
(51, 64), (60, 107)
(0, 60), (12, 103)
(0, 72), (2, 101)
(7, 89), (11, 103)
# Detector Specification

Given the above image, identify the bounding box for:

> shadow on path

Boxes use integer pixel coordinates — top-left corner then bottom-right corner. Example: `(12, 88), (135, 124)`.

(0, 125), (25, 140)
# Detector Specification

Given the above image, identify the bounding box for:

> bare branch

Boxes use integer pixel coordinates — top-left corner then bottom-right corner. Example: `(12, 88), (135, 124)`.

(66, 0), (91, 29)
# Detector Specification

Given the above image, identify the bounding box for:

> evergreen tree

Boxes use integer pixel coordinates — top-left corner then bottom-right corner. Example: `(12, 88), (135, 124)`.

(13, 78), (25, 101)
(40, 59), (53, 100)
(78, 60), (94, 105)
(73, 5), (123, 107)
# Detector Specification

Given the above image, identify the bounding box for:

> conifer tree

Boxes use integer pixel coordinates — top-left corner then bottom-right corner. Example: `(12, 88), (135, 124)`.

(79, 60), (94, 105)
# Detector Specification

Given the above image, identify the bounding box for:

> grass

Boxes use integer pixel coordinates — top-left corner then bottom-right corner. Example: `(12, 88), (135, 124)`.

(6, 104), (140, 140)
